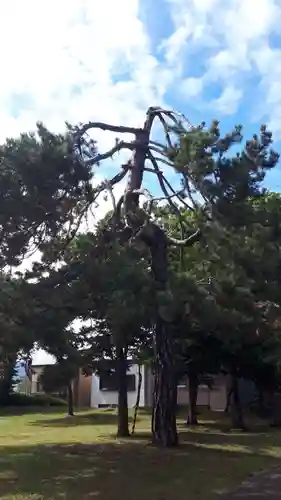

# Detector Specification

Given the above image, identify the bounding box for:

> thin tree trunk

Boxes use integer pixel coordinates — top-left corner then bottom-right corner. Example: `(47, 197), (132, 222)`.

(187, 371), (198, 425)
(116, 345), (130, 438)
(139, 224), (178, 447)
(225, 386), (233, 413)
(230, 374), (245, 429)
(0, 355), (16, 405)
(67, 381), (74, 416)
(207, 387), (211, 410)
(258, 387), (265, 415)
(131, 364), (142, 435)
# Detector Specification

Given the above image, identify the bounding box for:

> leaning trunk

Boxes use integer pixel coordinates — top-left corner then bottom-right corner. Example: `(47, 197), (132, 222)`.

(230, 374), (245, 429)
(131, 364), (142, 435)
(187, 371), (198, 425)
(67, 381), (74, 416)
(116, 346), (130, 438)
(140, 224), (178, 447)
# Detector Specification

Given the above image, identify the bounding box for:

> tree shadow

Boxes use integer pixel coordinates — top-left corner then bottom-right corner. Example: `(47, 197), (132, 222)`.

(31, 411), (134, 427)
(0, 405), (67, 416)
(0, 432), (280, 500)
(177, 409), (271, 434)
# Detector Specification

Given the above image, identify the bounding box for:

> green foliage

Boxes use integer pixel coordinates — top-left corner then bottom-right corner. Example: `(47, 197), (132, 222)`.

(168, 121), (279, 228)
(155, 197), (281, 388)
(6, 393), (67, 407)
(40, 363), (77, 395)
(0, 123), (94, 266)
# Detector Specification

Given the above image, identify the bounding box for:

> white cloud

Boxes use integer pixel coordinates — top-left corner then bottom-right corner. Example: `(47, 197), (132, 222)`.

(164, 0), (281, 137)
(180, 77), (203, 98)
(0, 0), (174, 144)
(209, 86), (243, 116)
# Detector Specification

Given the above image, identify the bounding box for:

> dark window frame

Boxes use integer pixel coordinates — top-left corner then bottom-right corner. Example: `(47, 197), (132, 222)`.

(99, 372), (136, 392)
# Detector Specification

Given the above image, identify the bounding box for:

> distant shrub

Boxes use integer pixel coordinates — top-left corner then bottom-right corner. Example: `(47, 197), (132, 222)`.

(6, 393), (67, 407)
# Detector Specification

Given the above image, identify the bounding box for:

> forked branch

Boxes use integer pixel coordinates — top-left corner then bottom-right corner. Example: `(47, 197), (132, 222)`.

(167, 228), (201, 247)
(79, 141), (135, 167)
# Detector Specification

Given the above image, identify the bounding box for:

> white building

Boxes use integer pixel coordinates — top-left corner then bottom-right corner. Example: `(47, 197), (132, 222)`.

(91, 363), (146, 408)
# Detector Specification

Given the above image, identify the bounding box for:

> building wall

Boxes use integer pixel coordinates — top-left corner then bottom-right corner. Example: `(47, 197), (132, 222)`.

(146, 371), (227, 411)
(76, 372), (92, 407)
(19, 365), (92, 408)
(91, 364), (145, 408)
(31, 366), (44, 393)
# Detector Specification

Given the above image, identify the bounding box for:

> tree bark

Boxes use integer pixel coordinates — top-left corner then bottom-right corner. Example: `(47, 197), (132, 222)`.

(125, 108), (179, 447)
(116, 345), (130, 438)
(131, 363), (142, 435)
(152, 319), (178, 446)
(140, 223), (178, 447)
(230, 374), (245, 430)
(187, 370), (198, 425)
(0, 355), (17, 405)
(225, 386), (233, 413)
(257, 387), (265, 415)
(67, 381), (74, 416)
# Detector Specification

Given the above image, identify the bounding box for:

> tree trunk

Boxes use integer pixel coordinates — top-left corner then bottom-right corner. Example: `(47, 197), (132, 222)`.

(131, 364), (142, 435)
(187, 371), (198, 425)
(152, 319), (178, 447)
(125, 110), (181, 447)
(116, 345), (130, 438)
(140, 224), (178, 447)
(230, 374), (245, 430)
(257, 387), (265, 415)
(225, 386), (233, 413)
(0, 355), (17, 405)
(67, 381), (74, 416)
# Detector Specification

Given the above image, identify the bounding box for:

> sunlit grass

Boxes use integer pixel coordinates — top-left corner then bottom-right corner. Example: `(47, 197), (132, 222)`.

(0, 408), (281, 499)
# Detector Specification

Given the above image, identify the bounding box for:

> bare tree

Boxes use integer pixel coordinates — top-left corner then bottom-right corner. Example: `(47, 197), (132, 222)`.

(72, 107), (201, 447)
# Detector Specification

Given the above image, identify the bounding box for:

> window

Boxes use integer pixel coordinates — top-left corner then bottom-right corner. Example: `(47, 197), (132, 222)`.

(127, 374), (136, 391)
(99, 372), (136, 392)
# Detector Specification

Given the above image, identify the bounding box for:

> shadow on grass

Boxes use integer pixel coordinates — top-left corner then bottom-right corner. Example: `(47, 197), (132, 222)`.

(0, 406), (68, 416)
(1, 429), (281, 500)
(31, 411), (133, 428)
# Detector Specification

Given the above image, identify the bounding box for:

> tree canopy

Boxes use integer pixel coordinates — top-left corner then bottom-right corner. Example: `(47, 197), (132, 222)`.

(0, 109), (281, 445)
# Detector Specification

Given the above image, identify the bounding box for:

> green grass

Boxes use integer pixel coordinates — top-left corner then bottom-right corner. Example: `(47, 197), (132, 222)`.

(0, 408), (281, 499)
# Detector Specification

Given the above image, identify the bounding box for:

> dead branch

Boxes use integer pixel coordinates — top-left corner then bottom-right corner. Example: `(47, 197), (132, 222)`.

(182, 174), (200, 209)
(153, 156), (177, 167)
(105, 181), (116, 212)
(167, 228), (201, 247)
(157, 113), (173, 149)
(149, 145), (169, 155)
(149, 140), (166, 150)
(82, 141), (135, 167)
(75, 121), (142, 140)
(146, 150), (194, 212)
(161, 175), (194, 212)
(171, 110), (195, 130)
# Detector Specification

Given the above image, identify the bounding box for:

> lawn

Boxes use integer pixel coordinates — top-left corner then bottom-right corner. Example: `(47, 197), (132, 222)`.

(0, 408), (281, 499)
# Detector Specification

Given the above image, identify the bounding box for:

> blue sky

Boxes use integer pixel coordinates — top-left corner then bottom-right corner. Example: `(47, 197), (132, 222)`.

(4, 0), (281, 365)
(2, 0), (281, 200)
